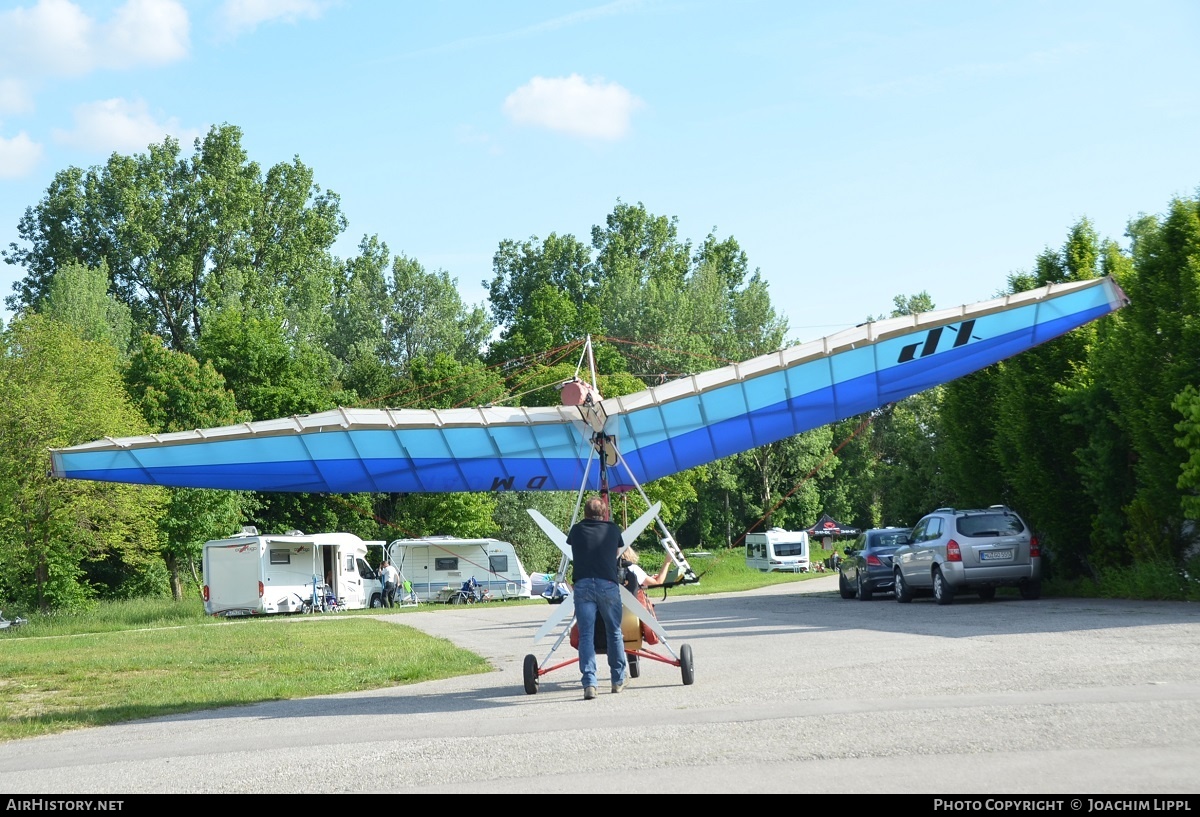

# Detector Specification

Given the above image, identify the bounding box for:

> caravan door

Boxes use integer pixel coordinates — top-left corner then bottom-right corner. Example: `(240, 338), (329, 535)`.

(395, 545), (432, 599)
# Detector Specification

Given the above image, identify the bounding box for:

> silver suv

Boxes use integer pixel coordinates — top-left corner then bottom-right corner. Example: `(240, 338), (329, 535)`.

(892, 505), (1041, 605)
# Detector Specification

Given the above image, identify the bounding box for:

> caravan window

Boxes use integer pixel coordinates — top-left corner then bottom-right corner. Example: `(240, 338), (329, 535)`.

(269, 549), (290, 565)
(435, 557), (458, 571)
(344, 555), (356, 573)
(489, 555), (509, 573)
(774, 541), (806, 557)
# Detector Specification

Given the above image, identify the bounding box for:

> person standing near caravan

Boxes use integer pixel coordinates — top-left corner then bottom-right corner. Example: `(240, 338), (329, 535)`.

(380, 560), (399, 608)
(566, 497), (627, 700)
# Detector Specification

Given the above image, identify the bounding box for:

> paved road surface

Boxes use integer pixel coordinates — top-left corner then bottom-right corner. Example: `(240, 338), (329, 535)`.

(1, 573), (1199, 794)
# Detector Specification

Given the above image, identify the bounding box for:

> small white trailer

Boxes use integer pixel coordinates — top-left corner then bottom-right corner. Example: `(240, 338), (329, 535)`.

(387, 535), (532, 603)
(745, 527), (811, 573)
(202, 527), (385, 616)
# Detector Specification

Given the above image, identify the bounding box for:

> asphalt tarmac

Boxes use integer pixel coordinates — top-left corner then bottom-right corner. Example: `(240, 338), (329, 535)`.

(1, 573), (1198, 794)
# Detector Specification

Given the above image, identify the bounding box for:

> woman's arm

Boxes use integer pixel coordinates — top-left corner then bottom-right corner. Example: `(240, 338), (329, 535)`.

(643, 560), (672, 588)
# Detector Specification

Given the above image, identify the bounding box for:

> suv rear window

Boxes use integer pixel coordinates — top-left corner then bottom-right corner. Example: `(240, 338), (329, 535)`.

(956, 513), (1024, 537)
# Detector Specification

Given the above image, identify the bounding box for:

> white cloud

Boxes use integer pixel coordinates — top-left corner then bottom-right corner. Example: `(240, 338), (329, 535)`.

(0, 79), (34, 116)
(52, 98), (203, 154)
(503, 74), (644, 141)
(0, 0), (188, 78)
(0, 0), (97, 77)
(0, 131), (44, 179)
(104, 0), (190, 68)
(218, 0), (330, 38)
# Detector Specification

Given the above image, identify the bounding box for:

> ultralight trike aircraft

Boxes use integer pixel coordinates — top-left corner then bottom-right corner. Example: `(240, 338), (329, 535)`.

(48, 276), (1128, 693)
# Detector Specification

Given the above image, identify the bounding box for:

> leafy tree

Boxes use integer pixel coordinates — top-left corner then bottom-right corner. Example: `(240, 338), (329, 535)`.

(1086, 196), (1200, 564)
(328, 234), (390, 387)
(1173, 385), (1200, 521)
(378, 493), (498, 541)
(487, 231), (593, 322)
(990, 221), (1110, 575)
(485, 232), (598, 366)
(4, 124), (346, 353)
(0, 315), (166, 611)
(839, 291), (941, 531)
(124, 333), (252, 599)
(197, 306), (361, 536)
(387, 255), (492, 372)
(41, 260), (132, 355)
(492, 492), (577, 575)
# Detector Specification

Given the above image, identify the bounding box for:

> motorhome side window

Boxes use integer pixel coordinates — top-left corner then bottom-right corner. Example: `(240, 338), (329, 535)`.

(489, 555), (508, 573)
(435, 557), (458, 571)
(269, 549), (290, 565)
(344, 554), (355, 573)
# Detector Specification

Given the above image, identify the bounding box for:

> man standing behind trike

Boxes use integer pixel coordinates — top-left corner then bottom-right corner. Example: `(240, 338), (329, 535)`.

(566, 496), (627, 700)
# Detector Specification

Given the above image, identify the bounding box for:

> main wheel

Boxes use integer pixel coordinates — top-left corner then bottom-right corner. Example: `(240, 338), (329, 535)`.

(894, 570), (913, 603)
(933, 567), (955, 605)
(370, 594), (382, 609)
(857, 572), (873, 601)
(523, 653), (540, 695)
(838, 573), (856, 599)
(680, 644), (695, 686)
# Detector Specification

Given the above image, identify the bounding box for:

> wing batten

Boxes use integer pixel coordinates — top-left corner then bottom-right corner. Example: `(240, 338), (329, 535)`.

(49, 277), (1127, 493)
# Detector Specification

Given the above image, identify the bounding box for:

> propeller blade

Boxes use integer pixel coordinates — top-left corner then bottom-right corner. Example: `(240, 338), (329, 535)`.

(527, 509), (571, 560)
(621, 501), (661, 548)
(532, 594), (575, 643)
(619, 585), (669, 643)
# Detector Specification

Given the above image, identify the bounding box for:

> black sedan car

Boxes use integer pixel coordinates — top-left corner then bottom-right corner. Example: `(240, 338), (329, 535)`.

(838, 527), (912, 600)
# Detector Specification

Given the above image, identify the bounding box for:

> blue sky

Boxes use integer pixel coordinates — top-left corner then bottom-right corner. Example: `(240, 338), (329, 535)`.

(1, 0), (1198, 343)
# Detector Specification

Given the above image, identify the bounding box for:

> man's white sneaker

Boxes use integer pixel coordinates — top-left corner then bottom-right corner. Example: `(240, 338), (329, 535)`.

(583, 686), (597, 700)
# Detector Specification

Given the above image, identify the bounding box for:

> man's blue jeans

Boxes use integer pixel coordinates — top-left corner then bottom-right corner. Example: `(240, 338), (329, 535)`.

(573, 577), (626, 689)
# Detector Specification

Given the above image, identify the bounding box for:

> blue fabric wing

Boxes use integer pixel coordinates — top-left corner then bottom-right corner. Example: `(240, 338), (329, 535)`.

(49, 276), (1128, 493)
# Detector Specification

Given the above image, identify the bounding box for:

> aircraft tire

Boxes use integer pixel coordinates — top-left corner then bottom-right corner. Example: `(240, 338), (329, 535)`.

(523, 654), (539, 695)
(680, 644), (695, 686)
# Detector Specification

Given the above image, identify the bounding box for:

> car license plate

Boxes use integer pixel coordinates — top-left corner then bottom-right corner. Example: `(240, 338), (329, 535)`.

(980, 549), (1012, 561)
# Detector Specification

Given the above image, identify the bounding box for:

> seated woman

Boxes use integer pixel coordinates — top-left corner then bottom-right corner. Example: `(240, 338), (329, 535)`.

(619, 547), (671, 594)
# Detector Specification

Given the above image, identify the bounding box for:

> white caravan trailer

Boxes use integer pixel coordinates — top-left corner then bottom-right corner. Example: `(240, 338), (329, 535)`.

(202, 527), (385, 616)
(745, 527), (811, 573)
(387, 535), (532, 602)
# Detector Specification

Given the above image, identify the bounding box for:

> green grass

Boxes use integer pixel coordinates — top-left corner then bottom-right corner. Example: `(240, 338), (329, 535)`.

(0, 601), (490, 743)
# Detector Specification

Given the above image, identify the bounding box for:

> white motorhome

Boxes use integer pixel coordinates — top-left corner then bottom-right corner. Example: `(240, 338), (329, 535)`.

(745, 527), (811, 573)
(202, 527), (385, 616)
(387, 535), (532, 602)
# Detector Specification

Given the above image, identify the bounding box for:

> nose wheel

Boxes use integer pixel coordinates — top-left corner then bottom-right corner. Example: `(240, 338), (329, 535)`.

(523, 654), (540, 694)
